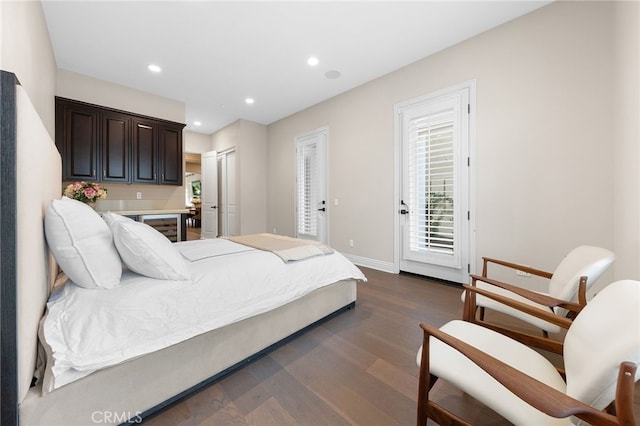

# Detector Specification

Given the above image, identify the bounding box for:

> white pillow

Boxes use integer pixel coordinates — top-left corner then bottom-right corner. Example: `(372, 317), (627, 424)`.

(103, 213), (190, 281)
(44, 197), (122, 289)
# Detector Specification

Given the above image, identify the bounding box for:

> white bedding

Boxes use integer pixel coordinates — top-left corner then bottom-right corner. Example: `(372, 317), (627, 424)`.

(39, 238), (365, 393)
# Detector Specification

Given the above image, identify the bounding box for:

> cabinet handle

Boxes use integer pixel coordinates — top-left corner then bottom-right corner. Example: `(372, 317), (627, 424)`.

(162, 174), (165, 181)
(93, 169), (96, 177)
(103, 170), (106, 178)
(153, 173), (156, 180)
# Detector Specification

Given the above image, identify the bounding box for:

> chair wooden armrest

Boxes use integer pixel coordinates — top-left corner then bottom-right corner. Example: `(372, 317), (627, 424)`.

(482, 256), (553, 279)
(464, 283), (574, 330)
(463, 278), (579, 354)
(469, 274), (586, 315)
(419, 323), (634, 426)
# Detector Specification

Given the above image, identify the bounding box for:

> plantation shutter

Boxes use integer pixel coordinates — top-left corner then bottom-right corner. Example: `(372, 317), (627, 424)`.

(407, 108), (456, 256)
(296, 141), (318, 237)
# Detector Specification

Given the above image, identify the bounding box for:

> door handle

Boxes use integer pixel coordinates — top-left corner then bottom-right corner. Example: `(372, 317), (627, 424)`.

(318, 207), (326, 212)
(399, 199), (409, 214)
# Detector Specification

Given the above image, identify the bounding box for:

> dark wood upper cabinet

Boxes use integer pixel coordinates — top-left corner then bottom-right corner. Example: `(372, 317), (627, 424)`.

(56, 97), (185, 186)
(132, 118), (158, 184)
(102, 111), (130, 182)
(159, 124), (183, 185)
(56, 101), (99, 180)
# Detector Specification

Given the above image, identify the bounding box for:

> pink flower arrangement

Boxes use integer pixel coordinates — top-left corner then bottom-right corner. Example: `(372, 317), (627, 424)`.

(63, 181), (107, 204)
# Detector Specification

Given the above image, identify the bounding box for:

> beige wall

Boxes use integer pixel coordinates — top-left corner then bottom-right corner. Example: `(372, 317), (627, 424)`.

(267, 1), (638, 286)
(237, 120), (268, 234)
(0, 0), (57, 136)
(212, 119), (268, 234)
(57, 70), (187, 209)
(612, 1), (640, 281)
(184, 130), (212, 154)
(57, 69), (184, 123)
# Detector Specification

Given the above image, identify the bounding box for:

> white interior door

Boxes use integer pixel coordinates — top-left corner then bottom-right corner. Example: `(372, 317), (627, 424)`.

(295, 128), (328, 243)
(201, 150), (218, 239)
(217, 150), (237, 237)
(396, 83), (473, 284)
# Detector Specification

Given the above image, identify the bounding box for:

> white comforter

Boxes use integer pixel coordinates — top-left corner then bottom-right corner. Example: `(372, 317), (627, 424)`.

(39, 238), (365, 392)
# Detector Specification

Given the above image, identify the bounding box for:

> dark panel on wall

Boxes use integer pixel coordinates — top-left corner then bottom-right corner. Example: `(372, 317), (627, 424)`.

(0, 70), (19, 426)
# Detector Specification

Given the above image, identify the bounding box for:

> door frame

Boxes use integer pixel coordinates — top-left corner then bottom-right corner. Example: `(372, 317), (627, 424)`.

(393, 80), (477, 282)
(293, 126), (329, 244)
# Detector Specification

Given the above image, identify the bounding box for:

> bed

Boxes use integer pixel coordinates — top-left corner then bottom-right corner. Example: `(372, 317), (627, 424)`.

(0, 71), (365, 425)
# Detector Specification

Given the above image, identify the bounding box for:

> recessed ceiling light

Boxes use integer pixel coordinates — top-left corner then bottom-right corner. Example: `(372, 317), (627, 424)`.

(245, 98), (255, 105)
(325, 70), (341, 79)
(307, 57), (319, 67)
(193, 121), (201, 126)
(148, 64), (162, 73)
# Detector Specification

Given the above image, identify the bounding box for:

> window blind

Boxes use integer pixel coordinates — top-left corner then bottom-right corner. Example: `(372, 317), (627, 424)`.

(296, 142), (318, 237)
(407, 110), (455, 255)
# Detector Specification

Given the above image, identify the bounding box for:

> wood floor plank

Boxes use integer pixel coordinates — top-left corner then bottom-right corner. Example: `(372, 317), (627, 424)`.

(250, 357), (352, 426)
(245, 397), (299, 426)
(280, 337), (417, 425)
(325, 383), (403, 426)
(366, 358), (417, 400)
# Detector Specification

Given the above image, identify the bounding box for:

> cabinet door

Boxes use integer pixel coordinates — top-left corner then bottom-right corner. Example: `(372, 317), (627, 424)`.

(132, 119), (157, 184)
(58, 102), (98, 180)
(158, 124), (183, 185)
(101, 112), (130, 182)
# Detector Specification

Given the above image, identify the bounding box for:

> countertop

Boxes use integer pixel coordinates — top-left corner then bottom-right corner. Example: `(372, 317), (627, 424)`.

(93, 199), (190, 216)
(97, 209), (190, 216)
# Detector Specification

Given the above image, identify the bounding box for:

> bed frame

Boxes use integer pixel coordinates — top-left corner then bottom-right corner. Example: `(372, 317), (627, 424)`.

(0, 71), (357, 425)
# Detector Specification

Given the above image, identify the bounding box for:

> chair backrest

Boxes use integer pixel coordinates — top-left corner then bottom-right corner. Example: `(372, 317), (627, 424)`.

(548, 245), (615, 304)
(564, 279), (640, 409)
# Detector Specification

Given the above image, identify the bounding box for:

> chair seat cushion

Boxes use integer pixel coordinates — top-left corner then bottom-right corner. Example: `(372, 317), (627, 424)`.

(462, 280), (562, 333)
(417, 320), (569, 425)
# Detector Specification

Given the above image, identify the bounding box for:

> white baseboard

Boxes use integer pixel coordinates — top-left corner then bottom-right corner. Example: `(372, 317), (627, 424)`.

(342, 254), (395, 274)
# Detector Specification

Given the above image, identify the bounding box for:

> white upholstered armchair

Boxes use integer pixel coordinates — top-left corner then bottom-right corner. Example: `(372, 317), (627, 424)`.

(462, 245), (615, 353)
(417, 279), (640, 425)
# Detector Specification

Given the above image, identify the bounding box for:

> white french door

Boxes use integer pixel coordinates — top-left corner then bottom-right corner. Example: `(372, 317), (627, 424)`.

(295, 128), (328, 243)
(217, 149), (237, 237)
(201, 150), (218, 239)
(396, 82), (474, 284)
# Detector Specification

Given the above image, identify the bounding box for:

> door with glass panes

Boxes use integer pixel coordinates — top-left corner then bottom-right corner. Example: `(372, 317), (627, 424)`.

(397, 84), (472, 284)
(295, 128), (328, 243)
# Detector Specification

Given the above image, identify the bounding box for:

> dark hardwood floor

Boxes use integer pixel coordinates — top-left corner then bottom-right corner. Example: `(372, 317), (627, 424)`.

(144, 267), (639, 425)
(186, 226), (201, 241)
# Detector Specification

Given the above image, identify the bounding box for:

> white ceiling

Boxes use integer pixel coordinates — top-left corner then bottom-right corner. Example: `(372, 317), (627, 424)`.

(42, 1), (549, 135)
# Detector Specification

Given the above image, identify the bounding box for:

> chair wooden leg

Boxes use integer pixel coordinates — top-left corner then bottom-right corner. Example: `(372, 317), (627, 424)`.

(417, 332), (432, 426)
